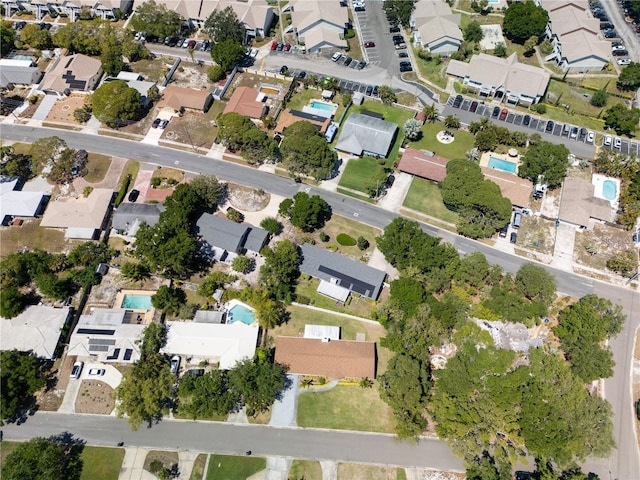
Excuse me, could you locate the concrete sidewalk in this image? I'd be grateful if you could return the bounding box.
[118,447,155,480]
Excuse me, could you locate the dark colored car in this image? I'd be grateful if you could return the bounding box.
[399,65,413,72]
[343,56,353,66]
[510,232,518,244]
[366,85,373,96]
[390,26,400,33]
[152,118,161,128]
[546,120,554,132]
[392,35,404,43]
[364,41,375,48]
[453,95,463,108]
[296,70,306,78]
[284,43,291,51]
[470,101,478,113]
[276,42,284,51]
[372,85,379,96]
[499,108,508,120]
[398,51,408,58]
[523,114,531,126]
[187,40,196,49]
[613,49,628,56]
[128,189,140,202]
[604,30,618,38]
[356,60,366,70]
[600,22,614,30]
[185,368,205,377]
[579,127,587,139]
[399,61,411,67]
[499,226,508,238]
[492,106,500,117]
[279,65,288,74]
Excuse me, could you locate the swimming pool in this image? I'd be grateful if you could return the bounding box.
[488,156,517,173]
[228,304,256,325]
[602,180,617,201]
[120,294,153,311]
[309,101,337,112]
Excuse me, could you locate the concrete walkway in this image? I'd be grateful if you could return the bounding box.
[377,171,413,212]
[57,376,82,414]
[269,374,300,427]
[177,450,201,479]
[264,457,292,480]
[118,447,156,480]
[320,460,338,480]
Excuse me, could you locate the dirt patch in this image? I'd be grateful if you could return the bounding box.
[144,450,179,475]
[75,380,115,414]
[169,62,211,90]
[18,94,42,119]
[227,184,271,212]
[45,94,86,124]
[36,355,76,411]
[130,58,172,83]
[516,215,556,256]
[574,223,635,271]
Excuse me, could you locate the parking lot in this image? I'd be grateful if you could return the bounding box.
[281,65,382,99]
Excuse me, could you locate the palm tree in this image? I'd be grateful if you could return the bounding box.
[423,103,439,122]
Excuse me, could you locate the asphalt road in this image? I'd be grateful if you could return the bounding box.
[601,0,640,63]
[1,124,638,479]
[0,412,464,470]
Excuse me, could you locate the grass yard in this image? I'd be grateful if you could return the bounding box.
[546,79,627,119]
[408,121,475,160]
[285,88,347,121]
[117,160,140,186]
[306,214,379,257]
[515,215,556,257]
[189,454,208,480]
[288,460,322,480]
[80,446,125,480]
[350,101,414,129]
[297,384,395,433]
[0,441,20,466]
[338,464,407,480]
[130,58,172,83]
[161,101,225,149]
[411,49,448,89]
[206,454,266,480]
[339,156,386,195]
[152,166,185,183]
[403,177,458,224]
[84,153,112,183]
[144,450,179,476]
[294,277,378,319]
[8,142,31,155]
[0,218,79,258]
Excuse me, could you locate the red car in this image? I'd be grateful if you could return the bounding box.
[499,108,508,120]
[284,43,291,51]
[270,41,278,50]
[364,41,375,48]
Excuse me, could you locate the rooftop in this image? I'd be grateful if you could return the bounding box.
[276,109,331,134]
[1,306,71,359]
[112,203,165,236]
[335,113,398,157]
[40,54,102,93]
[0,177,48,223]
[398,148,449,182]
[480,166,533,208]
[558,177,615,226]
[223,86,268,119]
[158,85,212,111]
[40,188,112,230]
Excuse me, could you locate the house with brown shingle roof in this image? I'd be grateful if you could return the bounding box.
[275,109,330,134]
[40,54,103,96]
[223,86,269,120]
[398,148,449,182]
[480,167,532,208]
[274,336,376,379]
[158,85,214,112]
[558,177,615,227]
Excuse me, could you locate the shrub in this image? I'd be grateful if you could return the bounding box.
[207,65,225,83]
[356,236,369,250]
[226,207,244,223]
[28,95,38,104]
[115,174,132,206]
[260,217,283,235]
[591,90,609,107]
[150,177,162,188]
[345,29,355,39]
[336,233,356,246]
[83,186,93,197]
[319,231,329,242]
[532,103,546,114]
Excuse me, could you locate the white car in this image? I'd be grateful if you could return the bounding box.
[604,134,612,147]
[88,368,105,376]
[170,355,181,374]
[331,52,342,62]
[70,361,84,379]
[586,131,595,143]
[614,137,622,149]
[249,48,258,58]
[618,58,631,66]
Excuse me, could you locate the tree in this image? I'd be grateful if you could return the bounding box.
[100,33,124,76]
[120,262,150,283]
[389,277,426,316]
[151,285,187,316]
[211,39,246,71]
[455,252,490,288]
[515,263,557,308]
[604,103,640,137]
[474,128,499,151]
[259,239,300,302]
[178,369,237,419]
[0,147,32,179]
[0,350,46,420]
[524,35,538,54]
[378,85,397,105]
[356,236,369,250]
[503,1,549,44]
[232,254,253,273]
[260,216,282,235]
[217,112,277,163]
[616,62,640,91]
[519,141,570,188]
[68,241,112,268]
[493,42,508,57]
[423,103,439,122]
[383,0,416,26]
[20,23,52,49]
[92,80,141,128]
[204,5,245,44]
[379,354,430,438]
[1,436,84,480]
[190,174,223,210]
[29,136,67,175]
[279,192,331,232]
[403,118,422,140]
[280,121,338,179]
[607,250,637,277]
[207,64,226,82]
[590,89,608,107]
[0,285,26,319]
[227,357,288,414]
[1,21,15,56]
[443,115,460,129]
[130,0,184,39]
[464,21,484,43]
[198,271,236,297]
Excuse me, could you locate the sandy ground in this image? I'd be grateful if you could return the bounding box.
[45,94,86,124]
[227,184,271,212]
[75,380,116,414]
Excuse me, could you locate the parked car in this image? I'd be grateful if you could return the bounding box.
[604,30,618,38]
[399,64,413,72]
[470,101,478,113]
[453,95,463,108]
[170,355,181,374]
[613,49,629,56]
[296,70,306,79]
[618,58,631,65]
[614,137,622,149]
[279,65,288,74]
[570,126,579,139]
[128,189,140,202]
[356,60,366,70]
[70,361,84,379]
[343,56,353,66]
[492,106,500,117]
[185,369,205,377]
[270,41,278,50]
[499,108,508,120]
[88,368,105,376]
[284,43,291,51]
[276,42,284,51]
[398,51,408,58]
[604,134,613,146]
[364,41,375,48]
[201,40,210,51]
[546,120,554,132]
[366,85,373,96]
[331,52,342,62]
[158,119,169,129]
[152,118,161,128]
[510,232,518,244]
[600,22,614,30]
[579,127,587,140]
[187,40,196,49]
[390,26,400,33]
[499,226,508,238]
[586,131,595,143]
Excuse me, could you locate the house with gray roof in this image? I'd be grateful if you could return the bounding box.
[112,203,165,238]
[196,214,269,263]
[335,113,398,158]
[299,243,386,300]
[411,0,462,57]
[0,58,43,88]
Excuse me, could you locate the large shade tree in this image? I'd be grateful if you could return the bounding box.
[1,436,84,480]
[518,141,569,188]
[503,1,549,44]
[204,6,245,44]
[92,80,141,128]
[130,0,184,39]
[0,350,47,420]
[280,121,337,180]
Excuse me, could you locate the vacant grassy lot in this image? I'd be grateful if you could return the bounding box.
[305,214,380,257]
[339,156,386,194]
[516,215,556,256]
[206,454,266,480]
[0,218,79,258]
[408,121,475,160]
[288,460,322,480]
[130,58,171,83]
[161,101,225,150]
[189,454,208,480]
[546,79,626,120]
[80,446,125,480]
[574,223,634,271]
[297,384,394,433]
[338,463,407,480]
[84,153,112,183]
[403,177,458,224]
[411,50,448,89]
[294,277,378,319]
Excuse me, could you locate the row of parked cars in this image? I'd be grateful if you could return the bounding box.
[330,52,367,70]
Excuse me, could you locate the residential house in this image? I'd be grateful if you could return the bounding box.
[111,202,165,237]
[160,319,259,370]
[158,85,213,112]
[0,176,49,225]
[299,243,386,301]
[196,213,269,262]
[101,71,157,107]
[223,86,268,120]
[0,58,43,88]
[446,53,550,105]
[480,167,532,209]
[1,305,72,359]
[411,0,462,57]
[397,148,449,182]
[67,308,145,363]
[275,108,331,134]
[537,0,610,72]
[558,177,615,227]
[283,0,350,52]
[335,113,398,158]
[40,188,113,239]
[39,54,103,96]
[274,336,376,379]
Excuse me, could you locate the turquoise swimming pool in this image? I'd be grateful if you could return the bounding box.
[602,180,617,200]
[488,156,517,173]
[309,101,337,112]
[121,294,153,311]
[228,304,256,325]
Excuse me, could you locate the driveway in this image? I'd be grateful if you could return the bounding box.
[377,171,412,211]
[269,374,299,427]
[551,223,576,272]
[32,95,58,121]
[57,373,83,414]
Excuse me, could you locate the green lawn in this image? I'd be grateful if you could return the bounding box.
[189,453,208,480]
[0,441,20,466]
[307,214,379,257]
[546,79,627,119]
[293,277,378,319]
[350,101,414,129]
[297,384,395,433]
[403,177,458,224]
[411,49,449,89]
[80,446,125,480]
[0,218,79,258]
[288,460,322,480]
[338,464,407,480]
[339,156,385,194]
[84,153,112,183]
[285,88,347,121]
[408,121,475,160]
[206,455,266,480]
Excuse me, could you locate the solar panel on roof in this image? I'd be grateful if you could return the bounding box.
[123,349,133,361]
[77,328,115,335]
[89,345,109,352]
[106,348,121,360]
[89,338,116,345]
[64,58,73,68]
[317,265,375,297]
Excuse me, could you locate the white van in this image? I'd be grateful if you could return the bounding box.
[512,212,522,229]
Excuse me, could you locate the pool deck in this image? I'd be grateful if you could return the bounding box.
[480,151,521,174]
[113,289,158,324]
[592,173,621,208]
[226,299,258,326]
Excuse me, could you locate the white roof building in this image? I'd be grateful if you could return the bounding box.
[0,177,48,225]
[1,306,72,359]
[284,0,350,52]
[40,188,112,239]
[304,324,341,340]
[411,0,462,57]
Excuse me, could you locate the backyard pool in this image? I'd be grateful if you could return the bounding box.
[602,180,617,201]
[120,294,153,311]
[488,156,517,174]
[309,101,337,112]
[228,303,256,326]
